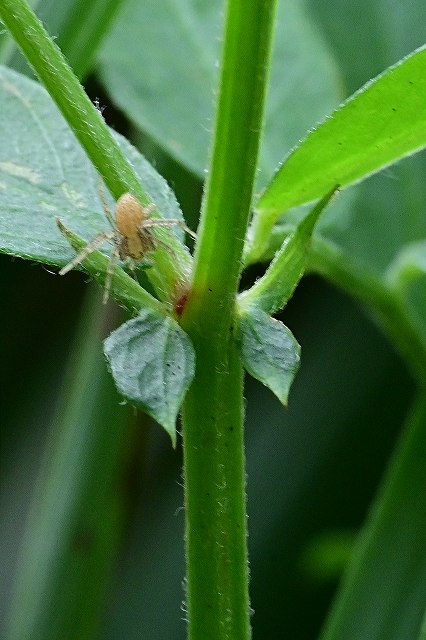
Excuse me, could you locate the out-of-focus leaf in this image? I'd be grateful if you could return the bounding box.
[104,308,195,444]
[237,306,300,406]
[300,530,355,584]
[308,0,426,95]
[307,0,426,280]
[418,609,426,640]
[3,0,124,79]
[0,65,185,267]
[6,290,131,640]
[320,392,426,640]
[98,0,340,183]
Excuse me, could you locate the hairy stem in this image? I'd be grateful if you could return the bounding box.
[181,0,277,637]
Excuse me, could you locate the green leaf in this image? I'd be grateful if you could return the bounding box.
[242,187,338,307]
[98,0,340,182]
[297,1,426,382]
[308,0,426,96]
[237,306,300,406]
[320,391,426,640]
[256,44,426,231]
[104,308,195,444]
[0,65,185,267]
[38,0,125,80]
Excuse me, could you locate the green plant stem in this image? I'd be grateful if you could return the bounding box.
[0,0,192,300]
[181,0,277,637]
[309,238,426,382]
[0,0,144,203]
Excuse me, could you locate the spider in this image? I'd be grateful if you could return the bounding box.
[58,192,196,303]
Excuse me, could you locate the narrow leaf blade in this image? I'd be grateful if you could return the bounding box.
[320,392,426,640]
[258,45,426,219]
[6,290,130,640]
[418,609,426,640]
[243,187,338,309]
[104,309,195,444]
[237,307,300,406]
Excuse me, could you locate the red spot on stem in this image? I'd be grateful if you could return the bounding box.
[175,289,190,317]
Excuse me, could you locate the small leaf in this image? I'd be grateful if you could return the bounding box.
[237,306,300,406]
[104,308,195,445]
[243,187,339,309]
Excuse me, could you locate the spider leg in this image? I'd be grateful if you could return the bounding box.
[103,245,119,304]
[128,258,141,282]
[128,258,135,277]
[143,203,156,216]
[59,231,115,276]
[98,181,116,228]
[143,218,197,239]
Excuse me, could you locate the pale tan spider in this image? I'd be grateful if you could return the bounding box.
[59,192,196,303]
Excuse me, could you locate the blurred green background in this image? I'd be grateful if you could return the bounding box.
[0,257,413,639]
[1,0,424,638]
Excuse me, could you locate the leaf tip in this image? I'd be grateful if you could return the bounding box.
[56,216,67,234]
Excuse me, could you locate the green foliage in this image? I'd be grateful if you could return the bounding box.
[256,45,426,227]
[251,44,426,263]
[104,309,195,445]
[309,0,426,285]
[98,0,340,183]
[237,306,300,406]
[242,189,338,309]
[420,612,426,640]
[1,0,426,639]
[7,290,131,640]
[387,241,426,347]
[0,66,186,268]
[237,193,337,407]
[320,392,426,640]
[3,0,124,79]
